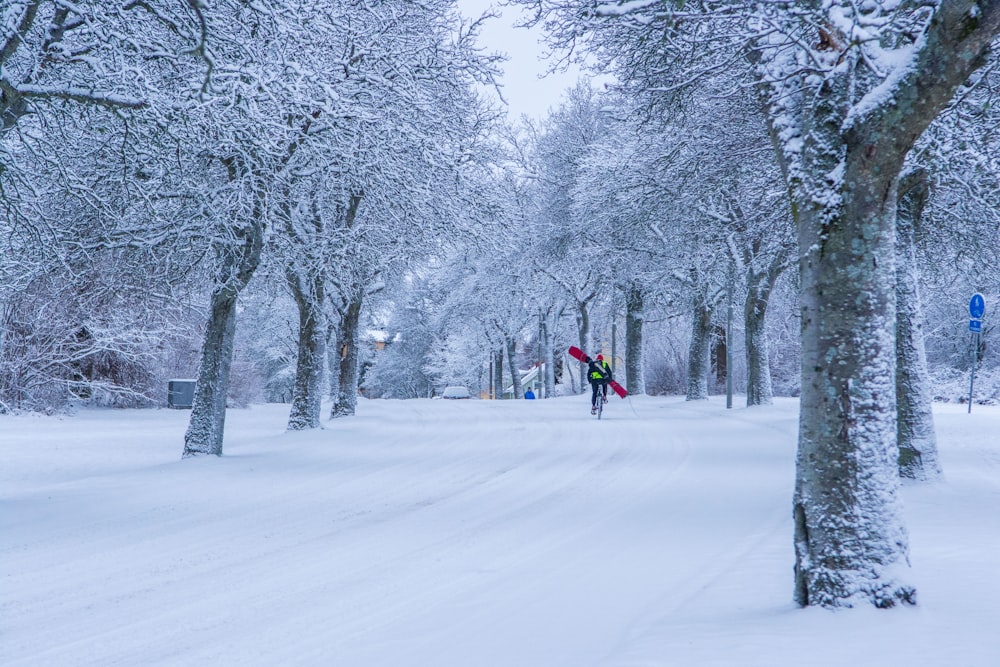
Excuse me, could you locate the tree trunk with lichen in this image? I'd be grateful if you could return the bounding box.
[792,155,913,609]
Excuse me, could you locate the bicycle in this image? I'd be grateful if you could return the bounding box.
[569,345,624,418]
[593,383,608,419]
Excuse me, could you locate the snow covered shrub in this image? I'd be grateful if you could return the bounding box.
[920,273,997,403]
[363,310,437,400]
[235,290,299,403]
[969,367,1000,405]
[643,319,688,396]
[0,279,164,412]
[69,345,157,408]
[420,329,490,399]
[764,280,802,398]
[929,365,1000,405]
[226,356,264,408]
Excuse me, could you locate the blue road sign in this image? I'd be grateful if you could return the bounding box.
[970,319,982,333]
[970,293,985,319]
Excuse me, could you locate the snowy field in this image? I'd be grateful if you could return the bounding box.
[2,395,998,666]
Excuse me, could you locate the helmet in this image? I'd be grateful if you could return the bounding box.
[596,354,604,361]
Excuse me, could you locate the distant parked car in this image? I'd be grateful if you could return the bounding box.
[442,386,471,399]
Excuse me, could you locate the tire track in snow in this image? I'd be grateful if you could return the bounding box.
[6,399,621,665]
[597,398,798,666]
[3,399,506,665]
[5,397,747,667]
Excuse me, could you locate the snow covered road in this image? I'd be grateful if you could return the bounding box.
[2,396,996,665]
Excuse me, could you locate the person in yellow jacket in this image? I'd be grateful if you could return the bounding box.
[587,354,612,414]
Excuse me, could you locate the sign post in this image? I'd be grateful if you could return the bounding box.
[968,294,985,413]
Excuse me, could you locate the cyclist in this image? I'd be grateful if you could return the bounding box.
[587,354,613,414]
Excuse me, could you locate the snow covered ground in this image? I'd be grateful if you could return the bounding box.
[2,395,997,666]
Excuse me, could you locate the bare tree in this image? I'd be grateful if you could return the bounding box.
[513,0,1000,607]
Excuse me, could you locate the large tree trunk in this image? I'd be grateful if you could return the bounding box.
[788,58,914,608]
[793,173,912,609]
[286,272,326,430]
[183,289,239,457]
[769,1,1000,608]
[895,170,941,481]
[686,292,712,401]
[184,208,265,457]
[183,112,319,455]
[506,336,523,399]
[625,281,645,395]
[330,293,363,418]
[744,259,782,406]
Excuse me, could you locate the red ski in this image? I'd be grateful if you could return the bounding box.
[568,346,628,398]
[608,379,628,399]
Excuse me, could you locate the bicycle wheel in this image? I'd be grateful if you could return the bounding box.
[597,394,603,419]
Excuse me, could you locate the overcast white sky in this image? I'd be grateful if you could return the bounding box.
[456,1,589,121]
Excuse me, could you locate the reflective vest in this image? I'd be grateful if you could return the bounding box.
[590,360,610,381]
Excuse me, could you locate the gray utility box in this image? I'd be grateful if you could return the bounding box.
[167,379,197,409]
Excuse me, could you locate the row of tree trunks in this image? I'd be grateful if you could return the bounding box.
[183,110,322,455]
[686,239,937,487]
[687,221,939,480]
[672,166,941,604]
